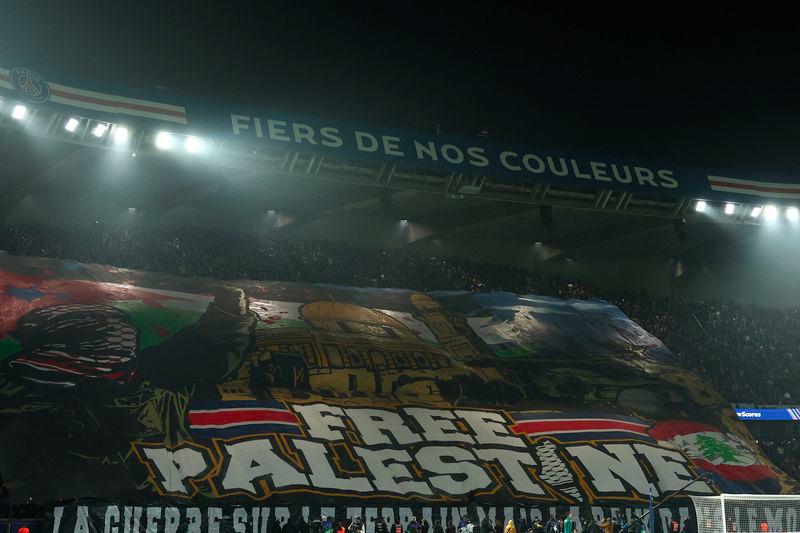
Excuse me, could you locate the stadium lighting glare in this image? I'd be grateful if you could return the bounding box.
[64,117,80,133]
[750,206,763,218]
[91,123,108,138]
[113,126,130,145]
[184,136,203,154]
[764,205,779,221]
[724,203,736,215]
[11,104,27,120]
[788,207,800,222]
[695,200,707,213]
[155,131,174,150]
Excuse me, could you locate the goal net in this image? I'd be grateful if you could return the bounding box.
[692,495,800,533]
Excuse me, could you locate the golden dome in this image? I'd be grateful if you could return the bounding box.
[410,293,442,310]
[300,302,408,330]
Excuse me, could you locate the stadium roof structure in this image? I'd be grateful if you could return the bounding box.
[0,62,796,298]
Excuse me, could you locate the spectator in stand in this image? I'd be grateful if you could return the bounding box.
[349,517,365,533]
[562,515,572,533]
[376,519,389,533]
[1,224,800,480]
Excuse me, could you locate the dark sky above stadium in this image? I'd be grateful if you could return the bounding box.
[1,4,798,175]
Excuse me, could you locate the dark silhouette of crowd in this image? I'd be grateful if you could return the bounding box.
[0,225,538,293]
[758,434,800,483]
[0,223,799,481]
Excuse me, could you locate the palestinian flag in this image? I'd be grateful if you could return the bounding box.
[649,420,780,493]
[1,268,212,386]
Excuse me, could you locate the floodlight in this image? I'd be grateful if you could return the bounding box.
[185,136,203,154]
[64,117,80,132]
[113,126,130,145]
[764,205,779,221]
[91,123,108,138]
[155,131,174,150]
[12,104,27,120]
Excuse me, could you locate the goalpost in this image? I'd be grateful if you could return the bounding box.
[691,495,800,533]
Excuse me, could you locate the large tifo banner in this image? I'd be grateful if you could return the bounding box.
[0,254,796,516]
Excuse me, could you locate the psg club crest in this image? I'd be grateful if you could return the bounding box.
[10,67,50,103]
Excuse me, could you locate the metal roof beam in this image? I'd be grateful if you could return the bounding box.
[407,204,540,244]
[274,190,418,233]
[541,218,673,262]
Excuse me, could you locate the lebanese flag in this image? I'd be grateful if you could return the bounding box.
[649,420,778,486]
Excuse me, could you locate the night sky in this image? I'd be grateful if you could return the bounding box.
[2,4,799,175]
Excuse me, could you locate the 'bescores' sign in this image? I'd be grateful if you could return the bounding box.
[132,403,715,503]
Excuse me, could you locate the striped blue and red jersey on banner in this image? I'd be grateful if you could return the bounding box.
[187,400,302,438]
[509,412,653,442]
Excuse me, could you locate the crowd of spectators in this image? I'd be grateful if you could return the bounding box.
[0,224,799,480]
[758,433,800,482]
[0,225,538,293]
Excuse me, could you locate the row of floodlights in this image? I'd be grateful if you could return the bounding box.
[63,116,128,143]
[695,200,800,222]
[3,101,204,155]
[154,131,205,154]
[4,101,131,145]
